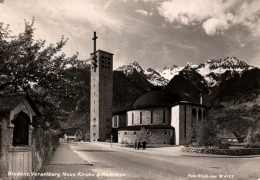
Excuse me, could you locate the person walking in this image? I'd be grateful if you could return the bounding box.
[137,140,141,150]
[143,140,146,150]
[134,140,137,150]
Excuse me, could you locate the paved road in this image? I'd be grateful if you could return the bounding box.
[69,142,260,180]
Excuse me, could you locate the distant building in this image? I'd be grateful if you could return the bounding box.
[63,128,83,141]
[218,131,239,143]
[112,86,210,145]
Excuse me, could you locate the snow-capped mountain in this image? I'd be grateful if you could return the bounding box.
[195,57,254,86]
[160,65,184,82]
[115,57,256,87]
[116,61,145,76]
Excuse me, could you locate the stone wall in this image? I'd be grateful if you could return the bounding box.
[126,107,171,126]
[182,147,260,155]
[0,115,10,178]
[32,127,59,172]
[118,129,174,145]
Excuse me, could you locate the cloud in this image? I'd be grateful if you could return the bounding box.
[135,9,149,16]
[202,17,229,35]
[135,9,154,16]
[157,0,260,36]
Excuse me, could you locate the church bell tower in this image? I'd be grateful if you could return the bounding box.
[90,32,113,141]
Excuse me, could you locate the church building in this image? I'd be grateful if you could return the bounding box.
[112,86,210,145]
[89,32,210,145]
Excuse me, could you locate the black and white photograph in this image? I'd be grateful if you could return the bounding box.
[0,0,260,179]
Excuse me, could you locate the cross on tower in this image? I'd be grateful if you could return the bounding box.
[92,31,98,71]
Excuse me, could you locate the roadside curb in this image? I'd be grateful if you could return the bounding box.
[69,144,94,166]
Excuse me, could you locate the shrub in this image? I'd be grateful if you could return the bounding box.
[218,142,231,149]
[244,142,260,148]
[190,142,199,147]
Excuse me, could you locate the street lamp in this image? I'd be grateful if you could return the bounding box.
[111,135,113,147]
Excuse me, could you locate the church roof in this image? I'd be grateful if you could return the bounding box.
[130,86,181,109]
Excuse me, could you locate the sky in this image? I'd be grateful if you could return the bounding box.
[0,0,260,70]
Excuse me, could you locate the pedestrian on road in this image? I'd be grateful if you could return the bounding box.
[143,140,146,150]
[137,140,141,150]
[134,140,137,150]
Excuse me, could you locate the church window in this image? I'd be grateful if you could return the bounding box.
[132,113,134,125]
[124,132,127,136]
[133,132,136,135]
[164,132,168,135]
[140,112,142,124]
[147,132,152,136]
[192,109,197,119]
[198,110,202,120]
[163,110,166,124]
[184,106,186,139]
[203,110,206,119]
[151,111,153,124]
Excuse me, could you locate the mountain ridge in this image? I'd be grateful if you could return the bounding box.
[116,57,257,87]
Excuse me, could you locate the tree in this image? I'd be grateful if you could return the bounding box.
[196,119,219,146]
[0,19,86,129]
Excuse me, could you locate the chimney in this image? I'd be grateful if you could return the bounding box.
[200,94,203,105]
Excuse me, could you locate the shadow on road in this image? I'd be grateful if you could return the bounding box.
[77,150,114,153]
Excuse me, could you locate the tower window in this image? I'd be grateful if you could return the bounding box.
[163,110,166,124]
[140,112,142,124]
[184,106,187,139]
[132,113,134,125]
[151,111,153,124]
[93,133,96,136]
